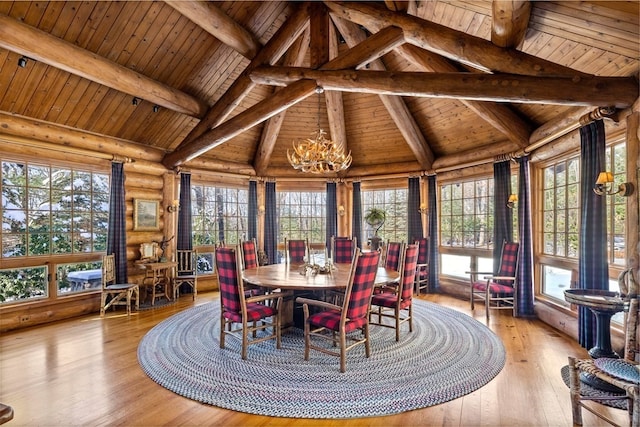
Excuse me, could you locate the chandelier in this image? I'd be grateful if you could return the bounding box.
[287,88,352,174]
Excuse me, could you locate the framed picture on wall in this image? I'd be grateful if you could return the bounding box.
[134,199,159,231]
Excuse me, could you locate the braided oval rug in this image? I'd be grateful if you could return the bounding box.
[138,300,505,419]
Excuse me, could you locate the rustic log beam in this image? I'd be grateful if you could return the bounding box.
[325,22,348,173]
[331,17,434,168]
[164,1,261,59]
[399,44,531,148]
[491,1,531,48]
[432,141,516,171]
[184,157,257,176]
[324,1,587,76]
[310,2,330,68]
[178,2,311,146]
[0,111,165,163]
[163,80,319,168]
[254,31,310,176]
[345,161,423,178]
[0,15,207,118]
[251,67,637,108]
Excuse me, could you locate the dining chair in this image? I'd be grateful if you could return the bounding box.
[240,238,266,298]
[384,241,404,271]
[568,296,639,427]
[285,238,308,264]
[466,241,519,319]
[296,248,380,373]
[370,243,419,341]
[174,249,197,300]
[216,246,285,360]
[332,235,357,264]
[414,237,429,295]
[100,254,139,316]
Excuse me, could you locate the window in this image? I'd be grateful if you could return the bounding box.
[440,178,493,249]
[191,185,248,246]
[1,161,109,257]
[539,141,627,302]
[362,188,407,244]
[277,191,326,243]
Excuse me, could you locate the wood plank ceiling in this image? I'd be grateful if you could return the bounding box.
[0,1,637,178]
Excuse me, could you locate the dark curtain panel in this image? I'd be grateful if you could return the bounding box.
[578,119,608,349]
[407,177,423,243]
[106,162,128,283]
[516,156,535,317]
[352,182,363,249]
[326,182,337,256]
[493,160,514,270]
[427,175,439,290]
[177,172,193,251]
[248,180,258,241]
[264,181,278,264]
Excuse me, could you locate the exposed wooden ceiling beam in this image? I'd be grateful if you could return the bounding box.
[331,17,434,169]
[164,0,261,59]
[178,2,311,148]
[254,30,310,176]
[0,15,208,118]
[325,21,348,176]
[163,79,318,168]
[399,44,531,148]
[250,67,638,108]
[324,1,588,76]
[491,1,532,48]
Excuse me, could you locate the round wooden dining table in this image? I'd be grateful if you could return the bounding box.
[242,263,400,328]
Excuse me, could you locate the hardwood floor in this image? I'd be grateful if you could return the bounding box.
[0,292,627,426]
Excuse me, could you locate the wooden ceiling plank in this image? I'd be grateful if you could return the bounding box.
[399,43,531,148]
[178,1,311,146]
[165,0,261,60]
[491,0,531,48]
[0,14,208,118]
[163,79,319,168]
[324,1,589,76]
[251,67,637,108]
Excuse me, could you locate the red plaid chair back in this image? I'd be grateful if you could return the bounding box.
[287,239,307,263]
[384,242,404,271]
[216,247,243,313]
[241,239,258,269]
[333,237,355,264]
[497,242,519,286]
[400,244,419,301]
[415,238,429,265]
[345,250,381,320]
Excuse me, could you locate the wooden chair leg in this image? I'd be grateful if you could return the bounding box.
[568,357,583,426]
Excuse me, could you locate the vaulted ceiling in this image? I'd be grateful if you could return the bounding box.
[0,1,637,178]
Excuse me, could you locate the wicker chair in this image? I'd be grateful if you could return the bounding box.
[100,254,139,316]
[216,246,285,360]
[296,249,380,372]
[466,241,519,319]
[370,243,419,341]
[568,296,639,427]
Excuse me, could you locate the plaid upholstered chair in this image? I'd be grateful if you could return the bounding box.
[466,241,519,319]
[296,249,380,373]
[285,238,308,264]
[239,238,264,297]
[383,241,404,271]
[332,236,357,264]
[414,238,429,295]
[370,244,419,341]
[216,246,284,360]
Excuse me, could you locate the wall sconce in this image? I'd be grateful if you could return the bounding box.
[593,172,634,197]
[418,203,427,214]
[167,199,180,213]
[18,56,28,68]
[338,205,346,216]
[257,205,265,216]
[506,194,518,209]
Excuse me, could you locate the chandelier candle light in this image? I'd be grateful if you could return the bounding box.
[288,87,352,174]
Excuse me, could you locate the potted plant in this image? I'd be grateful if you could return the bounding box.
[364,207,386,251]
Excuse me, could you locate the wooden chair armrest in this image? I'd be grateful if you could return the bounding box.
[465,271,494,275]
[296,296,341,311]
[247,292,287,304]
[484,275,516,282]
